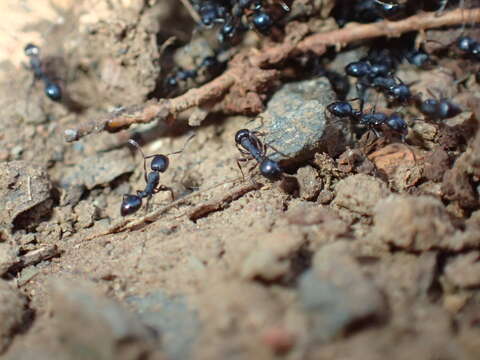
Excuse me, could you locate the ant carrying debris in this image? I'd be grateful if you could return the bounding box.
[327,100,408,137]
[24,43,62,102]
[235,128,283,181]
[121,135,195,216]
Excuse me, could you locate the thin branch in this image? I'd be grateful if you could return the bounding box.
[83,176,243,240]
[179,0,202,25]
[64,8,480,142]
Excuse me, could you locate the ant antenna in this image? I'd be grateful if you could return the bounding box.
[278,0,290,12]
[166,133,196,156]
[128,139,150,181]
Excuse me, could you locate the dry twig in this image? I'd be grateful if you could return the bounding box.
[83,176,244,240]
[64,8,480,142]
[187,182,261,221]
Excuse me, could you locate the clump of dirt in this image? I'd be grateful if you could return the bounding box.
[0,1,480,359]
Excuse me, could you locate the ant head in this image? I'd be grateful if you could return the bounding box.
[327,101,353,117]
[24,43,39,57]
[391,84,411,101]
[345,61,371,78]
[470,43,480,59]
[235,129,251,144]
[151,155,169,173]
[373,0,402,17]
[387,113,408,133]
[219,20,238,43]
[44,82,62,102]
[259,159,283,181]
[121,194,142,216]
[408,51,430,68]
[457,36,475,52]
[252,11,273,34]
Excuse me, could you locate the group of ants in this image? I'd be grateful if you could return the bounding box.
[22,0,479,217]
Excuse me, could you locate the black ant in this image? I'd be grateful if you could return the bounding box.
[24,43,62,102]
[456,35,480,60]
[235,128,283,181]
[404,47,434,68]
[345,52,408,107]
[371,75,412,103]
[196,0,229,27]
[416,94,462,120]
[166,55,221,89]
[327,100,408,137]
[121,135,195,216]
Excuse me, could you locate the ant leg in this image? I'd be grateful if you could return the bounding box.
[356,81,367,112]
[265,142,289,158]
[236,143,251,157]
[236,157,249,181]
[156,184,175,201]
[25,75,37,115]
[248,114,265,132]
[435,0,448,16]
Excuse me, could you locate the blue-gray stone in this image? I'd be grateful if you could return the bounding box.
[127,290,199,360]
[249,78,353,166]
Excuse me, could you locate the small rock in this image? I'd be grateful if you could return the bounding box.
[317,189,334,204]
[298,242,386,341]
[0,280,27,354]
[444,252,480,288]
[240,228,306,281]
[0,242,17,276]
[74,200,100,229]
[250,78,351,165]
[372,195,456,251]
[61,148,135,190]
[0,161,52,232]
[49,279,159,360]
[127,290,199,360]
[296,165,322,200]
[424,148,450,182]
[368,144,423,190]
[261,327,296,355]
[332,174,390,216]
[442,166,478,209]
[11,99,47,125]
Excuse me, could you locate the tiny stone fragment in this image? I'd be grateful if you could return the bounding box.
[61,148,135,190]
[298,242,386,341]
[0,242,18,276]
[296,165,322,200]
[373,195,456,251]
[0,161,52,232]
[0,279,27,354]
[333,174,390,216]
[444,252,480,288]
[49,278,159,360]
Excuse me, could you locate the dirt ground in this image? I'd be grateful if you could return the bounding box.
[1,0,480,359]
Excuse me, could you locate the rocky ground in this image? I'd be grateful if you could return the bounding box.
[0,0,480,359]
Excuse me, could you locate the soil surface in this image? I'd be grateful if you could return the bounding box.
[1,1,480,359]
